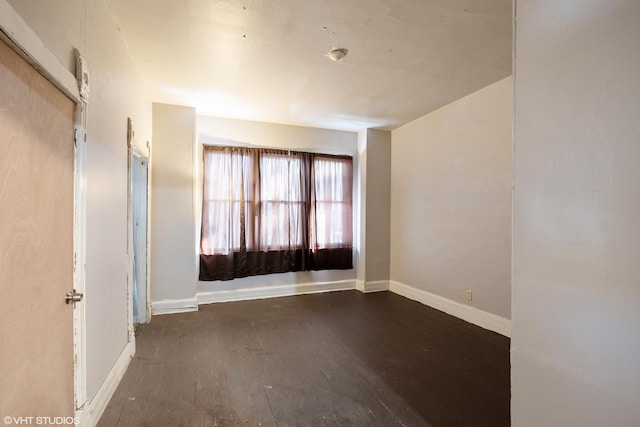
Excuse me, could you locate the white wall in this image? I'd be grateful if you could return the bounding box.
[390,76,512,320]
[512,1,640,425]
[150,114,358,305]
[356,129,391,288]
[151,104,197,303]
[364,130,391,283]
[356,130,367,284]
[7,0,151,400]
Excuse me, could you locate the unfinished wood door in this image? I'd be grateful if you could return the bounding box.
[0,39,75,419]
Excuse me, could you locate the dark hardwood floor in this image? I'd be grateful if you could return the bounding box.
[98,291,510,426]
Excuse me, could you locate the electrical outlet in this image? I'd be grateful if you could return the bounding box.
[466,290,473,301]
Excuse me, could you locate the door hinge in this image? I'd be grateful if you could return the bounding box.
[65,289,84,304]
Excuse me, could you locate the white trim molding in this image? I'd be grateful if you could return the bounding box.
[389,280,511,337]
[152,281,357,315]
[0,0,79,102]
[359,280,389,293]
[151,298,198,315]
[198,280,357,305]
[77,341,135,427]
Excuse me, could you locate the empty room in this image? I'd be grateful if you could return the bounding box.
[1,1,639,426]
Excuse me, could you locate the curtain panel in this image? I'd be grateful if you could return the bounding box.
[200,145,353,281]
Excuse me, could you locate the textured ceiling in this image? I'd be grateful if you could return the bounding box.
[107,0,512,131]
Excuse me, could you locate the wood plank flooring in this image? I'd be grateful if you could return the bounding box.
[98,291,510,426]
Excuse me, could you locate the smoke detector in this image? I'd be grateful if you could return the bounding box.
[326,48,349,62]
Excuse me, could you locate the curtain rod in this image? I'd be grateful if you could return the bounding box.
[198,134,353,158]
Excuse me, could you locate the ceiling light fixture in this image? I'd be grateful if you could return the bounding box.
[326,47,349,62]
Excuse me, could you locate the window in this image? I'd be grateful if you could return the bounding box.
[200,146,353,281]
[312,156,352,249]
[258,151,305,250]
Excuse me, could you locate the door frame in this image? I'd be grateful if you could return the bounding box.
[127,118,152,328]
[0,0,87,415]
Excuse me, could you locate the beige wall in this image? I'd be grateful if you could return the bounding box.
[512,1,640,425]
[390,76,512,319]
[7,0,152,398]
[151,104,197,302]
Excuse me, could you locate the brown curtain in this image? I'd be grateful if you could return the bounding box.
[200,146,353,281]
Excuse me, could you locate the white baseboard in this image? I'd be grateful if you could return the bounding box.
[78,340,135,427]
[362,280,389,293]
[389,280,511,337]
[197,280,357,305]
[151,298,198,315]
